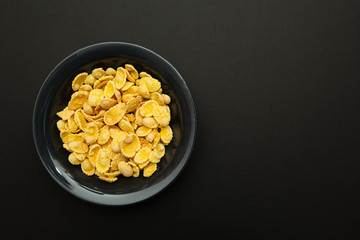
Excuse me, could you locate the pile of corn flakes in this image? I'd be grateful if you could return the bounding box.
[56,64,173,182]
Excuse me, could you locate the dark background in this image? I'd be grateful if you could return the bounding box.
[1,0,360,239]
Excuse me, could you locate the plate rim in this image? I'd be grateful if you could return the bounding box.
[32,42,197,205]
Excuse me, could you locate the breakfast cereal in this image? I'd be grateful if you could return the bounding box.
[56,64,173,182]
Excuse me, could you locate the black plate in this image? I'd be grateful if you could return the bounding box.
[33,42,197,205]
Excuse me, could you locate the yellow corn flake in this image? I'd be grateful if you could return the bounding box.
[120,133,141,158]
[132,123,138,132]
[160,126,173,145]
[73,152,86,161]
[74,109,87,131]
[114,89,122,103]
[122,93,138,103]
[65,115,79,133]
[162,94,171,104]
[114,67,126,90]
[79,84,92,92]
[132,166,140,177]
[96,148,110,173]
[68,91,89,110]
[88,143,101,155]
[110,131,126,153]
[97,125,110,145]
[72,72,88,91]
[105,170,121,178]
[99,98,117,110]
[142,77,161,93]
[60,130,72,143]
[74,132,85,142]
[138,80,150,99]
[105,67,116,76]
[110,157,119,171]
[135,126,152,137]
[82,101,94,115]
[134,104,144,125]
[94,104,105,114]
[88,89,104,107]
[124,86,139,95]
[103,80,115,98]
[81,110,105,123]
[134,147,151,164]
[81,159,95,176]
[57,107,74,120]
[92,67,105,79]
[61,132,83,143]
[139,71,152,78]
[98,175,118,183]
[94,75,113,89]
[85,74,96,86]
[125,64,139,80]
[84,122,99,145]
[92,120,105,129]
[106,145,118,161]
[139,100,158,117]
[153,105,171,127]
[126,113,135,122]
[139,137,153,149]
[143,117,158,129]
[57,120,66,131]
[126,95,143,113]
[150,92,165,105]
[143,163,157,177]
[68,152,82,165]
[110,153,127,171]
[63,143,71,152]
[119,119,134,133]
[149,151,160,163]
[68,141,88,153]
[88,143,101,167]
[108,125,121,139]
[164,105,171,114]
[146,129,157,142]
[152,130,161,147]
[103,102,126,126]
[113,152,127,164]
[121,81,134,91]
[118,161,133,177]
[138,160,150,170]
[154,143,165,158]
[124,68,135,82]
[102,135,112,149]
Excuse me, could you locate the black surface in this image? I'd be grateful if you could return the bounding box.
[1,0,360,239]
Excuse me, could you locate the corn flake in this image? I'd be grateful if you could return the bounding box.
[143,163,157,177]
[160,126,173,145]
[88,89,104,107]
[142,77,161,93]
[118,161,133,177]
[72,72,88,91]
[81,159,95,176]
[68,91,89,110]
[120,133,141,158]
[92,68,105,79]
[103,102,126,125]
[114,67,126,90]
[96,149,110,173]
